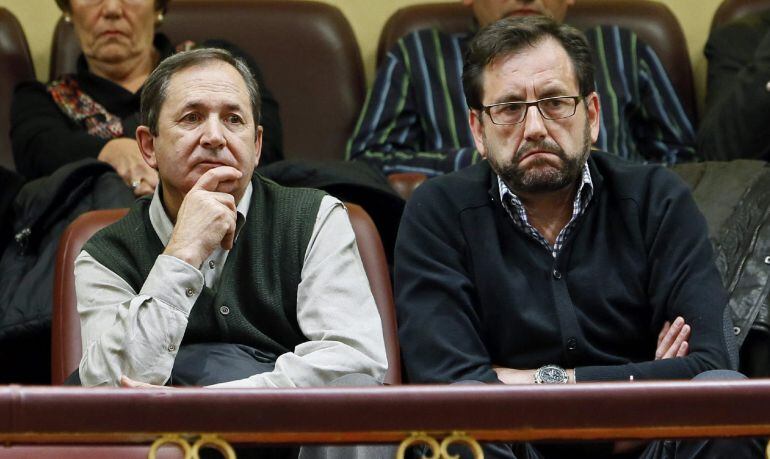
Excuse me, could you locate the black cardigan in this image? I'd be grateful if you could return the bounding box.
[394,152,733,384]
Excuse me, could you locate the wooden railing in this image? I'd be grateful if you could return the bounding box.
[1,380,769,458]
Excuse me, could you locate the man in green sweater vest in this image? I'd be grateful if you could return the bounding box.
[75,48,387,393]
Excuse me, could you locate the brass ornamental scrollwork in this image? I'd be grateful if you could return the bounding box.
[440,432,484,459]
[397,431,484,459]
[191,434,237,458]
[397,432,441,459]
[148,433,236,459]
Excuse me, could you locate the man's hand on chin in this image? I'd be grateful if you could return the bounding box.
[120,375,171,389]
[164,166,242,268]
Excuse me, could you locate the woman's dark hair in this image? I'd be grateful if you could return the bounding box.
[55,0,170,13]
[462,15,595,110]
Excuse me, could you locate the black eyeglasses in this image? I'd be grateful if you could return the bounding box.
[481,95,585,125]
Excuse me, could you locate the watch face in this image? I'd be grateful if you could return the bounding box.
[538,365,567,384]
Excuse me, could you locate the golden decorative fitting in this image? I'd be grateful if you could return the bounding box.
[397,432,441,459]
[397,431,484,459]
[148,434,191,459]
[440,432,484,459]
[148,433,235,459]
[191,434,237,459]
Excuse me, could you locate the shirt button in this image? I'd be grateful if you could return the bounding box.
[185,288,195,297]
[220,305,230,316]
[765,81,770,92]
[733,326,741,336]
[168,344,176,352]
[567,337,578,351]
[553,269,562,280]
[209,260,216,269]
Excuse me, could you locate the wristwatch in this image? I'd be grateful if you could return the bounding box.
[534,364,569,384]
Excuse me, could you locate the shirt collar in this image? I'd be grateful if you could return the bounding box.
[149,181,252,247]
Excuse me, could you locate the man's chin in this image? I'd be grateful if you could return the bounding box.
[501,161,569,194]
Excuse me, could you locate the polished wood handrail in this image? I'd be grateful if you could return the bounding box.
[1,380,769,445]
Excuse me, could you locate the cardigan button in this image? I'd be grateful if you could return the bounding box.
[567,337,577,351]
[220,305,231,316]
[552,269,562,280]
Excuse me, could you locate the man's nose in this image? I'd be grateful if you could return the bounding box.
[200,117,226,149]
[522,105,547,141]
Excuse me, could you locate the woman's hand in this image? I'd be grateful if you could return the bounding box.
[98,138,159,196]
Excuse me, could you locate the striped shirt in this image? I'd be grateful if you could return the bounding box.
[347,26,696,176]
[498,163,594,259]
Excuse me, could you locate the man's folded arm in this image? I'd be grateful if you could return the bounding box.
[575,170,734,382]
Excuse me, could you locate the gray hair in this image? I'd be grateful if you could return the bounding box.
[140,47,262,136]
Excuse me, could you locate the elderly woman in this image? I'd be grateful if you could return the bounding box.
[11,0,282,194]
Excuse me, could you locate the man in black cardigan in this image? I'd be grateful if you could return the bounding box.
[395,16,760,459]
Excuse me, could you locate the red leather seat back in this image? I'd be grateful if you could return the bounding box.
[52,209,128,385]
[376,0,696,123]
[0,7,34,172]
[346,203,401,384]
[49,0,365,163]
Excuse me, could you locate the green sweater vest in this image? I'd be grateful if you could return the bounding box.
[84,174,325,360]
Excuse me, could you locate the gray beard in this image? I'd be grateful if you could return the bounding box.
[487,121,592,194]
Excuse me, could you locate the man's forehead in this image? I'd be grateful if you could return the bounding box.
[483,38,577,95]
[164,61,250,106]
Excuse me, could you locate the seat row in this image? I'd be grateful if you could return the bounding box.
[0,0,767,173]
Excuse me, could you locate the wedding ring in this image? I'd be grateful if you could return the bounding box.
[131,179,141,190]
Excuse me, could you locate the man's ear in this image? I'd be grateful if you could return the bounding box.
[585,92,601,143]
[469,109,487,158]
[253,125,263,167]
[135,126,158,170]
